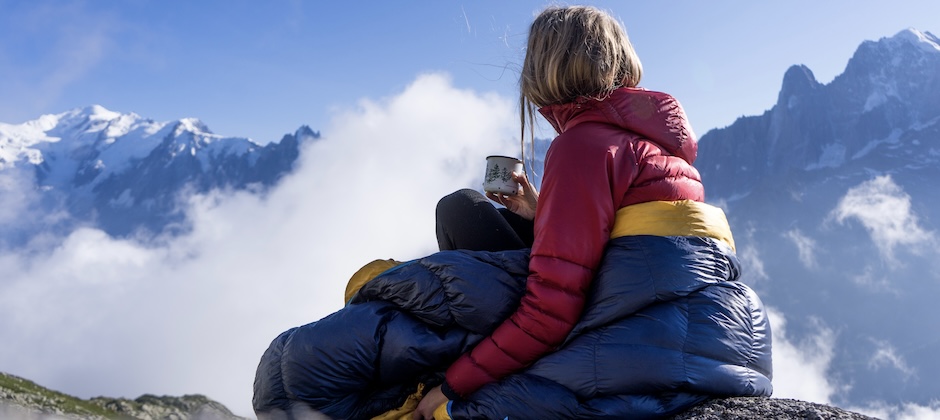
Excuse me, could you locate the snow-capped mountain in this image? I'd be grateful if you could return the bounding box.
[697,28,940,409]
[0,105,318,243]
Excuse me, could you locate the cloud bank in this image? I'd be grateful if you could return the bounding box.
[0,73,516,417]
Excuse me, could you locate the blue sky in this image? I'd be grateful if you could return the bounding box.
[2,0,939,142]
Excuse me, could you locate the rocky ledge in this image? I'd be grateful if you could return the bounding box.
[673,397,878,420]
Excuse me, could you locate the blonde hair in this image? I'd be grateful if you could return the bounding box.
[519,6,642,171]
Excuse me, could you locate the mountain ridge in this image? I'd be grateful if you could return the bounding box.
[698,28,940,200]
[0,105,318,242]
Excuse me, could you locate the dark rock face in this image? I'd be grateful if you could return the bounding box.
[673,398,878,420]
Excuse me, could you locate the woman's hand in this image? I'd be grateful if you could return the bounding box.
[413,385,448,420]
[487,171,539,220]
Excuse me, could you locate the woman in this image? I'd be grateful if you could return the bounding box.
[416,5,771,419]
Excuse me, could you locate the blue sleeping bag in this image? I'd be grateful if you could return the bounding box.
[253,235,772,419]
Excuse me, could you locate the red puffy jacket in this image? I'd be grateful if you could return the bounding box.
[443,87,705,398]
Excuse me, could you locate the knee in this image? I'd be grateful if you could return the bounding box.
[436,188,485,217]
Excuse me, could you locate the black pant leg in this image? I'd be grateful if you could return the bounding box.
[497,208,534,248]
[435,189,532,252]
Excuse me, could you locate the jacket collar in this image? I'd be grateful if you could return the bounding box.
[538,87,698,164]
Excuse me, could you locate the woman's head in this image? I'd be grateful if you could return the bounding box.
[518,6,642,173]
[520,5,642,108]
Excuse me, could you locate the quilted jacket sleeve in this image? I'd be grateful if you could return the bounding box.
[442,124,638,397]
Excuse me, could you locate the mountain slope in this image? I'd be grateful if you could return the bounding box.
[696,28,940,408]
[0,371,245,419]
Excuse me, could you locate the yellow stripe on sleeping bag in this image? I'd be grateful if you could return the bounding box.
[610,200,736,251]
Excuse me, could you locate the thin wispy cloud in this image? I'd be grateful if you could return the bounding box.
[867,339,916,381]
[850,264,900,295]
[736,226,770,285]
[830,175,935,264]
[460,5,473,34]
[783,228,818,270]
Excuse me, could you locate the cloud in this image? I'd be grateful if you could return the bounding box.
[850,264,899,295]
[766,307,842,404]
[867,339,916,381]
[0,166,40,227]
[783,228,817,269]
[850,400,940,420]
[0,165,72,248]
[766,308,937,419]
[736,226,769,285]
[848,337,939,419]
[830,175,935,264]
[738,246,768,285]
[0,73,517,417]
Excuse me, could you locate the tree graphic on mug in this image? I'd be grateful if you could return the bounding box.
[486,163,511,184]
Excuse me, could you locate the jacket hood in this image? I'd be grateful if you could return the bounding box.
[538,88,698,164]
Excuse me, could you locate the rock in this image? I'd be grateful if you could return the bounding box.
[672,397,878,420]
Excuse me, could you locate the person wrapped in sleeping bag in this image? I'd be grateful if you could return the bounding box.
[252,209,772,419]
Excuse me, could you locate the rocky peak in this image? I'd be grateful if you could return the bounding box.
[776,64,821,110]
